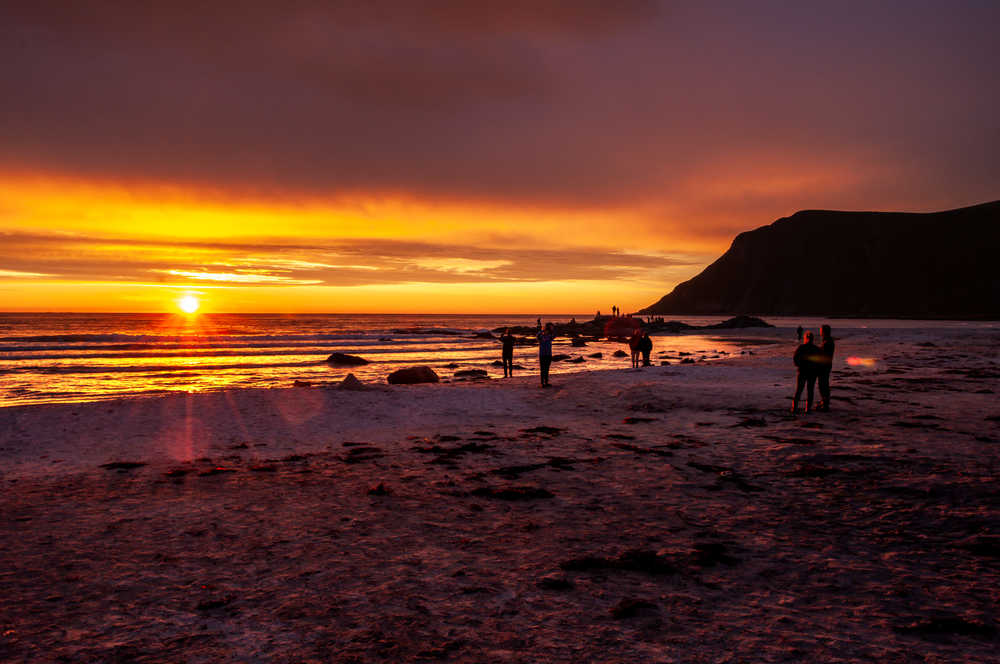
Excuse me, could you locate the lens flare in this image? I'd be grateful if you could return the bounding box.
[178,295,200,314]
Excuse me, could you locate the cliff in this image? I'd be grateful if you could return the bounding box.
[639,200,1000,319]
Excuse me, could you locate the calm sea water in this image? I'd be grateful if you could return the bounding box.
[0,313,992,406]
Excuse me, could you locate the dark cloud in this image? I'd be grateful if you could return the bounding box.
[0,0,997,215]
[0,230,706,287]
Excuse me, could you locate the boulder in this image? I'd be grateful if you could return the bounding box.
[588,352,603,359]
[704,315,774,329]
[568,357,586,363]
[612,350,628,358]
[387,366,440,385]
[338,373,366,390]
[326,352,369,366]
[551,354,571,362]
[570,338,587,347]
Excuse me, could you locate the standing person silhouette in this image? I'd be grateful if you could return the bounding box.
[796,325,804,342]
[537,321,555,387]
[816,324,835,411]
[792,330,821,413]
[499,328,516,378]
[628,329,642,368]
[639,330,653,367]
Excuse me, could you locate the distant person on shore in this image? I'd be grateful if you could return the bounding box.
[816,324,835,411]
[628,329,642,368]
[639,330,653,367]
[792,330,821,413]
[537,321,555,387]
[796,325,803,342]
[499,328,516,378]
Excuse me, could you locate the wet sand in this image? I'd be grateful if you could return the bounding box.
[1,328,998,662]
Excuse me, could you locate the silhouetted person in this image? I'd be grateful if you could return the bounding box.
[639,330,653,366]
[537,321,555,387]
[792,330,821,413]
[628,329,642,368]
[499,328,515,378]
[796,325,803,342]
[816,324,835,411]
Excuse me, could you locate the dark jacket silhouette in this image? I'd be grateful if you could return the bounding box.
[792,335,821,412]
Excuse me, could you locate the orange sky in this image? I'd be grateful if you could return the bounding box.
[1,2,996,313]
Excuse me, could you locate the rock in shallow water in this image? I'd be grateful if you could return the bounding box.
[387,366,440,384]
[326,352,369,366]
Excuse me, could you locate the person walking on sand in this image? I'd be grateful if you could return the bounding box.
[816,324,835,411]
[792,330,821,413]
[499,328,516,378]
[628,329,642,368]
[796,325,804,342]
[537,321,555,387]
[639,330,653,367]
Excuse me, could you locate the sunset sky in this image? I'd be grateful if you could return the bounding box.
[1,1,997,313]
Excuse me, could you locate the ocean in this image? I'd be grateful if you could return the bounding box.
[0,313,992,406]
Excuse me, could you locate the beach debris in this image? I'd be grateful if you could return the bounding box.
[623,416,658,424]
[894,615,997,639]
[569,356,586,363]
[325,352,369,366]
[387,366,439,384]
[537,573,574,591]
[367,482,391,496]
[469,485,554,500]
[454,369,488,378]
[293,380,312,387]
[550,354,571,362]
[341,445,384,464]
[198,466,237,476]
[195,596,233,611]
[561,549,677,575]
[99,461,146,470]
[612,350,628,357]
[680,358,695,364]
[610,442,672,457]
[338,373,367,390]
[521,426,563,436]
[953,534,1000,558]
[610,598,658,619]
[490,457,576,479]
[588,352,603,359]
[660,360,671,365]
[691,541,739,567]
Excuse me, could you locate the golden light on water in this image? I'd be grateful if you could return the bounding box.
[178,295,200,314]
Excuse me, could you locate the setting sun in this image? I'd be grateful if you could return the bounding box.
[177,295,200,314]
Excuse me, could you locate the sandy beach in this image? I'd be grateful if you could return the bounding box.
[1,326,998,662]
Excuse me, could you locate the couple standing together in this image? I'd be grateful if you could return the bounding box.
[792,324,835,413]
[498,321,556,387]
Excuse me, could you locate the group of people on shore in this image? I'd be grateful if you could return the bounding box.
[792,324,835,413]
[503,319,838,406]
[499,318,654,387]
